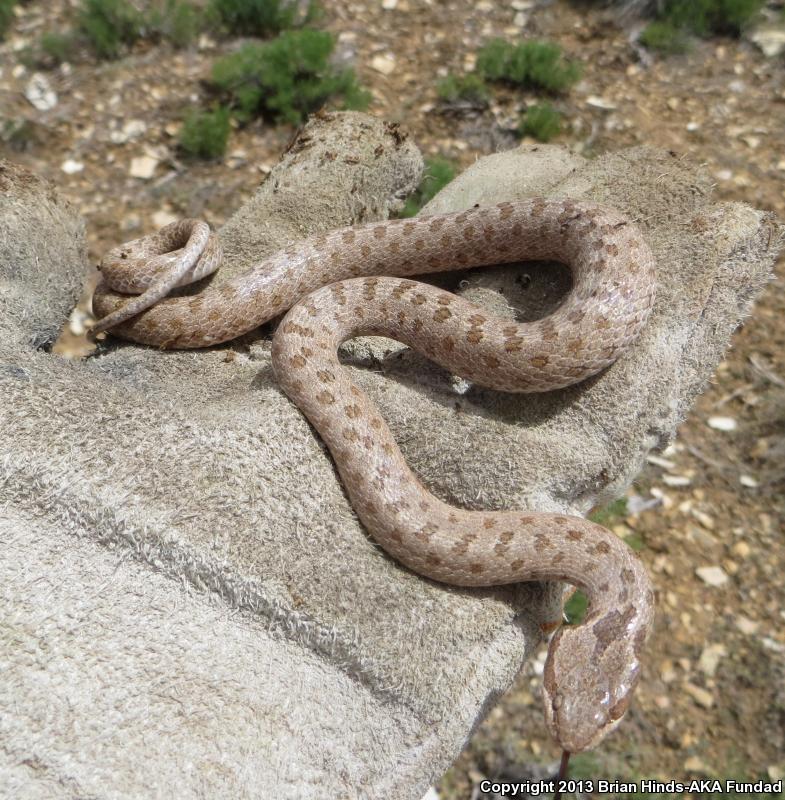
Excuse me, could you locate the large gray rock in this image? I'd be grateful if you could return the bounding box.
[0,112,781,799]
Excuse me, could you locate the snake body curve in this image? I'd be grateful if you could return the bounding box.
[93,198,657,753]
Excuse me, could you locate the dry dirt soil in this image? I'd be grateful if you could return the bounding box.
[1,1,783,797]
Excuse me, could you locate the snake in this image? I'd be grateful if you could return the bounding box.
[92,198,658,755]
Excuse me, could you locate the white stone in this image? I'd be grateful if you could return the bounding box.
[25,73,57,111]
[698,643,726,676]
[60,159,84,175]
[111,119,148,144]
[151,210,179,229]
[748,26,785,58]
[683,682,714,709]
[586,95,617,110]
[370,55,396,76]
[695,566,728,587]
[647,454,677,470]
[736,616,759,635]
[708,415,737,431]
[663,475,691,487]
[129,155,159,180]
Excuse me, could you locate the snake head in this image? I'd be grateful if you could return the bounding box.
[542,609,649,753]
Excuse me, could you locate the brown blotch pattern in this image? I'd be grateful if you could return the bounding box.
[592,605,637,657]
[504,335,523,353]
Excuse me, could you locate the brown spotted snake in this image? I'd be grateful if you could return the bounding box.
[92,198,657,753]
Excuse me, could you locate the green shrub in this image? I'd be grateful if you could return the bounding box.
[211,29,370,125]
[638,19,692,53]
[76,0,144,59]
[399,157,456,218]
[0,117,36,151]
[179,106,231,159]
[588,496,628,526]
[207,0,320,37]
[640,0,764,51]
[39,31,79,63]
[659,0,764,36]
[477,38,581,93]
[147,0,202,47]
[518,103,562,142]
[436,73,490,105]
[0,0,16,39]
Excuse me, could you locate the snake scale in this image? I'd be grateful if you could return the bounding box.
[92,198,657,754]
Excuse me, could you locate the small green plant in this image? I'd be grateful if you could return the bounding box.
[662,0,764,36]
[399,157,456,218]
[518,103,562,142]
[0,0,16,39]
[207,0,320,37]
[436,73,490,105]
[564,589,588,624]
[588,496,628,527]
[179,106,231,159]
[638,19,692,53]
[640,0,765,53]
[0,117,36,151]
[76,0,144,59]
[477,38,581,94]
[147,0,203,48]
[211,29,369,125]
[39,31,79,63]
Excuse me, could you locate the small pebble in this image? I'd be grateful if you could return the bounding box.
[684,682,715,709]
[61,159,84,174]
[129,155,159,180]
[736,616,759,635]
[731,541,751,558]
[684,756,710,773]
[586,95,617,110]
[696,566,728,587]
[692,510,715,530]
[663,475,691,487]
[647,454,677,470]
[698,644,727,677]
[708,416,737,431]
[370,55,396,75]
[151,210,179,228]
[25,72,57,111]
